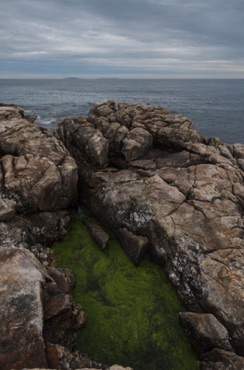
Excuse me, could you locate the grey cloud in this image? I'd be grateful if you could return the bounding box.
[0,0,244,77]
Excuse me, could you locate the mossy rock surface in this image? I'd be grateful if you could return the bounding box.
[53,212,197,370]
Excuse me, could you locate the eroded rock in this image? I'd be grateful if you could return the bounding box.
[0,106,78,212]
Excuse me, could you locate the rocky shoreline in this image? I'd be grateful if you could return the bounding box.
[0,102,243,369]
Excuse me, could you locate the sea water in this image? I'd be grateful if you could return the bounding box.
[0,78,244,144]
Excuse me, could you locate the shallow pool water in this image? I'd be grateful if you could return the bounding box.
[53,213,197,370]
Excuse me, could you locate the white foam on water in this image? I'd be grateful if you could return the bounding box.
[35,117,56,125]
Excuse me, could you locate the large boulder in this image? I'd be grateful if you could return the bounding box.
[58,100,244,365]
[0,105,78,213]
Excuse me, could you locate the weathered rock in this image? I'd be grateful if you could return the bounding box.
[83,218,109,250]
[199,349,244,370]
[43,266,86,349]
[179,312,233,353]
[0,248,48,370]
[122,127,153,161]
[0,198,16,220]
[0,211,70,266]
[0,104,77,260]
[59,100,244,364]
[0,105,78,212]
[59,118,109,168]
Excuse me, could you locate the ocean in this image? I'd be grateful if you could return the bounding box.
[0,78,244,144]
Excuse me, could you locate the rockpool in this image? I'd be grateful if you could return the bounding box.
[53,213,197,370]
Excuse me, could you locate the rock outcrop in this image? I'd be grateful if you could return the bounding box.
[0,105,78,260]
[1,101,243,369]
[0,105,116,370]
[58,100,244,368]
[0,105,77,213]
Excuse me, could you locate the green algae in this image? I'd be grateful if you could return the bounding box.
[53,213,197,370]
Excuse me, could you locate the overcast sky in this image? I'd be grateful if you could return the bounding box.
[1,0,244,78]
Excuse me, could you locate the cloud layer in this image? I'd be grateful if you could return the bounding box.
[1,0,244,78]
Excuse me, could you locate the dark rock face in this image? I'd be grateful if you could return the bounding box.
[58,100,244,366]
